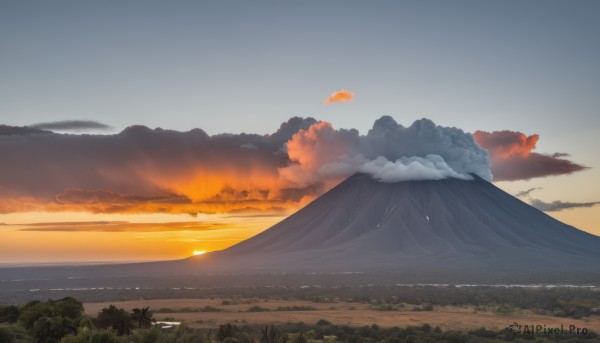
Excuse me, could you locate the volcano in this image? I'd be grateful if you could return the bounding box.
[185,173,600,273]
[4,173,600,282]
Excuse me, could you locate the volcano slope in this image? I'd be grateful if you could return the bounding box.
[184,173,600,274]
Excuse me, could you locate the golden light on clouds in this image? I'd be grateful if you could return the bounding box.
[323,88,354,105]
[0,212,285,263]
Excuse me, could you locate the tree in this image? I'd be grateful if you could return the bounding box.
[261,324,286,343]
[18,297,83,330]
[96,305,133,336]
[0,326,16,343]
[32,316,78,342]
[0,305,20,323]
[217,323,238,342]
[130,307,153,329]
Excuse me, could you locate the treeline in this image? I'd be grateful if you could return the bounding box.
[0,297,155,342]
[106,285,598,318]
[6,284,600,318]
[2,296,600,342]
[1,298,600,343]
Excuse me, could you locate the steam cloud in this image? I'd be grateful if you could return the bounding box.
[474,130,587,181]
[279,117,492,188]
[0,116,502,215]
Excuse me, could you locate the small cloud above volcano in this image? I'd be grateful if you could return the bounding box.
[324,89,354,105]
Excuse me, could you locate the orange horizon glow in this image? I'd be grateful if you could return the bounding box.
[1,192,599,264]
[0,211,286,264]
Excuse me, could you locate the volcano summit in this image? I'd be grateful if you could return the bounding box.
[184,173,600,274]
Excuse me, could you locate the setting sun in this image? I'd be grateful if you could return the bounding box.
[193,250,206,256]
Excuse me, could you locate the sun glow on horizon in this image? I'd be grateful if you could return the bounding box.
[193,250,206,256]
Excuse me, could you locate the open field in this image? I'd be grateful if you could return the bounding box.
[84,298,600,332]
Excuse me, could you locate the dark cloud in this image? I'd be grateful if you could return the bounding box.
[530,199,600,212]
[474,130,587,181]
[0,125,51,136]
[30,120,113,132]
[0,117,320,214]
[55,188,190,205]
[515,187,542,198]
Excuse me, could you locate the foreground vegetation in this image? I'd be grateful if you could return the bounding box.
[1,297,600,342]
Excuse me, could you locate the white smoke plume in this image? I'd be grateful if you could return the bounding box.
[280,116,492,186]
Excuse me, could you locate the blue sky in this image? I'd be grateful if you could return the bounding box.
[1,1,599,138]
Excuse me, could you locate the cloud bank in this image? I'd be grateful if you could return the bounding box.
[324,89,354,104]
[474,130,587,181]
[7,221,228,232]
[30,120,113,132]
[0,116,491,215]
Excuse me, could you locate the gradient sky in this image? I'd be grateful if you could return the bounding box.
[1,1,599,263]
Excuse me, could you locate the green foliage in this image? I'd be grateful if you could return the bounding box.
[130,307,153,329]
[31,315,77,342]
[96,305,133,336]
[18,297,83,331]
[0,325,17,343]
[292,331,307,343]
[131,326,161,343]
[316,319,332,326]
[0,305,20,323]
[261,324,286,343]
[247,306,269,312]
[88,330,126,343]
[468,327,498,338]
[199,306,222,312]
[217,323,238,342]
[4,293,600,342]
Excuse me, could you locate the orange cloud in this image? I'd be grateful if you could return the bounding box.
[474,130,586,181]
[473,130,538,159]
[279,121,361,187]
[324,88,354,105]
[11,221,228,232]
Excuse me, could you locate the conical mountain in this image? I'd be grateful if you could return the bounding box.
[187,173,600,273]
